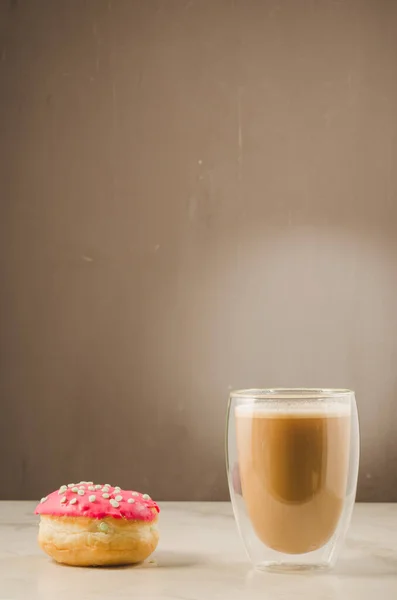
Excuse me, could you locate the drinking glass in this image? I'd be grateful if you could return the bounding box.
[226,388,359,572]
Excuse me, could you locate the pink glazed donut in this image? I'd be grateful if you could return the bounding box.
[35,482,160,566]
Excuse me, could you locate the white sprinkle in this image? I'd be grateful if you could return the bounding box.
[79,485,85,489]
[78,489,85,496]
[115,495,123,502]
[95,485,102,490]
[88,485,95,491]
[105,484,111,488]
[127,498,135,504]
[70,498,77,505]
[99,522,109,533]
[79,481,87,484]
[89,495,96,502]
[102,493,110,499]
[110,499,119,508]
[58,485,67,494]
[60,496,67,504]
[86,481,93,485]
[132,492,139,496]
[72,487,78,493]
[142,494,151,500]
[40,497,47,503]
[68,483,75,488]
[114,486,121,492]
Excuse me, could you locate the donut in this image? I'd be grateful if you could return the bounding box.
[35,482,160,567]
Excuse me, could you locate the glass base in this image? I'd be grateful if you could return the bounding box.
[256,562,331,574]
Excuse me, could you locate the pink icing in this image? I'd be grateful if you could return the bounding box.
[35,483,160,522]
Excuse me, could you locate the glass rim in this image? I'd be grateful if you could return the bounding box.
[229,388,354,400]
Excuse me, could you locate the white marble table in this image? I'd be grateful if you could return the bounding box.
[0,502,396,599]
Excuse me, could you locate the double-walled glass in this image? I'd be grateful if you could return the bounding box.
[226,389,359,572]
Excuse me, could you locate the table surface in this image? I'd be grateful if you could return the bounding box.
[0,502,396,599]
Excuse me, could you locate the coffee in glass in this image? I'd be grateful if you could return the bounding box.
[226,389,359,571]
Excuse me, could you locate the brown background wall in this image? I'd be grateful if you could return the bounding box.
[1,0,397,501]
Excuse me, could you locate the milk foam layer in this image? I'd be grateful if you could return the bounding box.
[235,402,351,418]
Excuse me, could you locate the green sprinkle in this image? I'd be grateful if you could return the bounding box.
[89,495,96,502]
[77,489,85,496]
[40,497,47,503]
[142,494,151,500]
[99,522,109,533]
[110,499,119,508]
[60,496,67,504]
[102,493,110,499]
[72,487,78,493]
[127,498,135,504]
[115,495,123,502]
[70,498,77,505]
